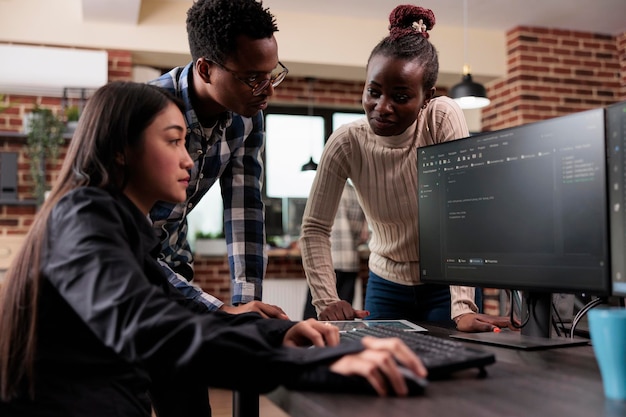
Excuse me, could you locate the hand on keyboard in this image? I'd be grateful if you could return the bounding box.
[340,325,496,378]
[329,336,427,397]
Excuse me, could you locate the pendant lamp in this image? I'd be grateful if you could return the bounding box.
[301,77,319,171]
[449,0,490,110]
[301,156,318,171]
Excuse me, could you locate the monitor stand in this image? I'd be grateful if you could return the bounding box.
[450,291,590,350]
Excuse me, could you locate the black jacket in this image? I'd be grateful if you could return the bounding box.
[0,188,362,417]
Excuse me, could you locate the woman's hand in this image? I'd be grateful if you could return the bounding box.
[283,319,341,347]
[455,313,518,332]
[329,336,427,397]
[220,301,289,320]
[318,300,370,321]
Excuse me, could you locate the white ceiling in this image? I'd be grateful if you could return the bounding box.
[263,0,626,35]
[154,0,626,35]
[75,0,626,83]
[82,0,141,24]
[84,0,626,36]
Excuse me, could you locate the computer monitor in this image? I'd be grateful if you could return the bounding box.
[417,106,614,349]
[607,101,626,297]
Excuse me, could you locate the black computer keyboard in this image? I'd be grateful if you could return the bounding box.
[340,325,495,378]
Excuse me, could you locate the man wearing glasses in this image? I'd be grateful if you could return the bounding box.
[149,0,288,319]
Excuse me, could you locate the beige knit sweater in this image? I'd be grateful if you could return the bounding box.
[300,96,478,319]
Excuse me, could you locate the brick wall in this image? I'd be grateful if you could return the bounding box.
[273,77,363,108]
[194,253,370,303]
[619,32,626,99]
[193,257,233,302]
[107,50,133,82]
[482,27,626,131]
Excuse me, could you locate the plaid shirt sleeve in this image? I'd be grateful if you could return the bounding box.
[157,260,224,311]
[221,112,267,305]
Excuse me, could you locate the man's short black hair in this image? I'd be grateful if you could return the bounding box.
[186,0,278,63]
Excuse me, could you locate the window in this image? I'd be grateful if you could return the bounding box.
[265,114,324,198]
[186,182,223,251]
[186,106,365,248]
[263,106,364,241]
[333,112,365,130]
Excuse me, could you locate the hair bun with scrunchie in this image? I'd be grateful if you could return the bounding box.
[388,4,436,40]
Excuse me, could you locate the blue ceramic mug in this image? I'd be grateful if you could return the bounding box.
[588,307,626,401]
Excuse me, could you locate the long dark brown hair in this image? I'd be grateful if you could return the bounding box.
[0,81,184,400]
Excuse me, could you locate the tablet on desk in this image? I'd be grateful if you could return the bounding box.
[326,319,427,333]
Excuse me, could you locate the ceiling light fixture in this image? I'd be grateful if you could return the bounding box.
[449,0,490,110]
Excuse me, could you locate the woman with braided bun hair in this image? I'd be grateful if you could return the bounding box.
[301,4,514,332]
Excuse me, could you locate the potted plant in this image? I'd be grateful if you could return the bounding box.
[193,230,227,256]
[25,107,65,205]
[64,105,80,133]
[0,94,8,113]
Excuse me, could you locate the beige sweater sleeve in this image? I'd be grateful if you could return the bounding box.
[300,127,353,314]
[450,286,478,319]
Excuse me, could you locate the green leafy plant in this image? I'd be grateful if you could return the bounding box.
[0,94,7,113]
[25,107,65,205]
[64,105,80,122]
[195,230,225,239]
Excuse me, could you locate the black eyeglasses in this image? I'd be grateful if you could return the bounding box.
[210,60,288,96]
